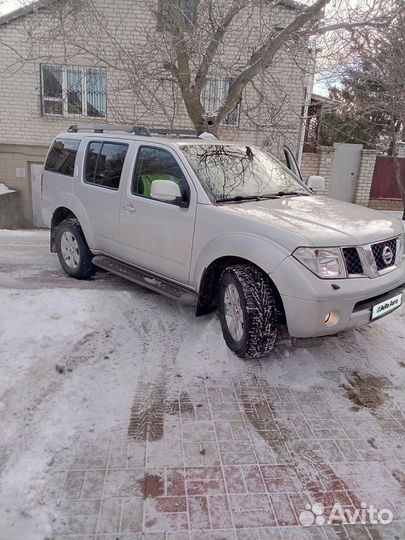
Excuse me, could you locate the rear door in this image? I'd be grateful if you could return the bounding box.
[42,137,80,226]
[74,138,131,254]
[118,143,196,284]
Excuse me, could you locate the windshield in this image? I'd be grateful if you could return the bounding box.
[180,144,309,202]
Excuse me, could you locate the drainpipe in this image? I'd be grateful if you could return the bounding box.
[297,40,317,166]
[297,72,314,167]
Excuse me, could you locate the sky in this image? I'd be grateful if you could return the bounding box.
[0,0,22,15]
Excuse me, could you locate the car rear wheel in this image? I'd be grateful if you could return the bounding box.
[55,218,95,279]
[219,264,278,359]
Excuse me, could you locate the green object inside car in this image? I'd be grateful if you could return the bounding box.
[138,174,181,197]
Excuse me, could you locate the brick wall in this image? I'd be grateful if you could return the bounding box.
[300,152,319,181]
[300,146,333,196]
[368,198,403,210]
[354,150,379,206]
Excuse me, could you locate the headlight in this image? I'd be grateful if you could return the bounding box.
[293,247,347,279]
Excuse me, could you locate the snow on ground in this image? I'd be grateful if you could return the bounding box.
[0,229,404,540]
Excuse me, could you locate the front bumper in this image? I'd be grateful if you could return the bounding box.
[271,256,405,338]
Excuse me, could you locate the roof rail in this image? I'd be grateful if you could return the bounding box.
[67,124,151,136]
[148,128,197,138]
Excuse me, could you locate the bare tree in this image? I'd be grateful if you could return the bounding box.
[318,3,405,217]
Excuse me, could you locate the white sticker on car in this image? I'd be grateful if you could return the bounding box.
[371,293,402,320]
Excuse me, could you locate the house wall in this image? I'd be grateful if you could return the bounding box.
[0,0,314,226]
[0,143,48,227]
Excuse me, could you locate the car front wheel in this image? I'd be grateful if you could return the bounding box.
[219,264,278,359]
[55,218,95,279]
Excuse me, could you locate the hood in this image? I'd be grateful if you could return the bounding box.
[220,195,403,247]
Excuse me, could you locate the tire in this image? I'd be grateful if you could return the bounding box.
[219,264,278,359]
[55,218,95,279]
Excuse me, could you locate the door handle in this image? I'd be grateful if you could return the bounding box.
[122,203,137,214]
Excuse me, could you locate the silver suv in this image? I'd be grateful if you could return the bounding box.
[41,124,405,358]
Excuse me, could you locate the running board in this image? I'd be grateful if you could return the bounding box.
[92,255,198,305]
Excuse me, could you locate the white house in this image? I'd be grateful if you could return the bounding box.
[0,0,315,226]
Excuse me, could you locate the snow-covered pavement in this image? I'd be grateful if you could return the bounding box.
[0,229,404,540]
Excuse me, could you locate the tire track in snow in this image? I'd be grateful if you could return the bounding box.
[126,300,193,441]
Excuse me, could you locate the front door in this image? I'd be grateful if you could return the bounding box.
[118,144,196,284]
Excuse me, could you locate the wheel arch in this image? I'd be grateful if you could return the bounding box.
[196,255,285,322]
[50,207,77,252]
[51,204,95,253]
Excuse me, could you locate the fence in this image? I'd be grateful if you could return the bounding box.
[301,146,404,210]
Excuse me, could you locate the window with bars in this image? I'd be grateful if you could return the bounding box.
[41,64,107,118]
[202,77,240,127]
[157,0,196,29]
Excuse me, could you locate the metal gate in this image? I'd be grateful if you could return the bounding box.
[370,156,405,200]
[329,143,363,203]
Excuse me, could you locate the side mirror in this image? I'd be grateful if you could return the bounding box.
[307,175,326,192]
[150,179,183,205]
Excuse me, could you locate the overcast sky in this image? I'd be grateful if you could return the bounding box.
[0,0,25,15]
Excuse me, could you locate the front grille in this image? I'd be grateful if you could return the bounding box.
[343,247,363,275]
[371,239,397,270]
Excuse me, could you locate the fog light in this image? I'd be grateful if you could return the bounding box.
[324,311,340,327]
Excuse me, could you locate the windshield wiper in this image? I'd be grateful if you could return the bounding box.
[216,194,280,203]
[216,191,308,203]
[272,191,308,197]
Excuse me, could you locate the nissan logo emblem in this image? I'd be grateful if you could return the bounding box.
[382,245,394,266]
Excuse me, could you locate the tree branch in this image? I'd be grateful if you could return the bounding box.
[193,0,245,96]
[215,0,329,123]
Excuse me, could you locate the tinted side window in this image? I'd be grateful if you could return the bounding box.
[132,146,190,203]
[45,138,80,176]
[85,142,102,181]
[85,142,128,190]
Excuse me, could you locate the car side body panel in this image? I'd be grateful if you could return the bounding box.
[190,204,293,291]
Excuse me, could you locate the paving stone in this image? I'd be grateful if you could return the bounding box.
[44,376,404,538]
[188,495,210,529]
[270,493,298,526]
[97,498,121,534]
[105,467,144,497]
[81,470,106,498]
[54,514,98,535]
[61,470,86,499]
[120,497,143,533]
[230,494,276,528]
[57,498,101,515]
[209,495,233,528]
